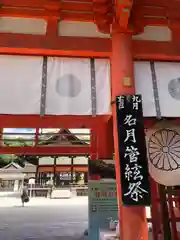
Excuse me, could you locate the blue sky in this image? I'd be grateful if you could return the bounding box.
[3,128,90,140]
[3,128,35,133]
[3,128,89,133]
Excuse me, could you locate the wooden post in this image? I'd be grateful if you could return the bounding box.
[150,178,162,240]
[71,156,74,183]
[95,119,113,159]
[90,129,97,160]
[111,31,148,240]
[159,185,172,240]
[53,156,56,186]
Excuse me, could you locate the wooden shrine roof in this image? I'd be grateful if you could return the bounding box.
[41,129,89,146]
[0,1,179,60]
[1,161,36,174]
[2,0,178,34]
[1,0,179,33]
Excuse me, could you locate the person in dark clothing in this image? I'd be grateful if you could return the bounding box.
[21,187,29,207]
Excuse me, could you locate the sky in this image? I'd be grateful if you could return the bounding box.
[3,128,90,133]
[3,128,35,133]
[3,128,90,139]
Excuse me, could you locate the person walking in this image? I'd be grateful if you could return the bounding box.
[21,186,29,207]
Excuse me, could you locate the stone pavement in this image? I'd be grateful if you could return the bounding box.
[0,196,88,207]
[0,196,152,239]
[0,197,88,240]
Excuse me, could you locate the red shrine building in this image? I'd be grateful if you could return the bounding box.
[1,0,180,239]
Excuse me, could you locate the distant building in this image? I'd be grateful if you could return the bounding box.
[0,161,36,192]
[37,129,88,186]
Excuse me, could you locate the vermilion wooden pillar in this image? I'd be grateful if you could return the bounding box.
[111,31,148,240]
[150,178,162,240]
[95,119,113,159]
[90,129,98,160]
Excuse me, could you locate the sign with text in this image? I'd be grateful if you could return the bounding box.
[88,160,118,240]
[116,94,151,206]
[88,180,118,240]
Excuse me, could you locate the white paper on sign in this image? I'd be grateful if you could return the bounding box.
[95,59,111,114]
[46,57,92,115]
[0,55,42,114]
[154,62,180,117]
[146,121,180,186]
[134,61,156,117]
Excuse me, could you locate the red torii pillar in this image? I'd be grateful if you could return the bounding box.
[111,31,148,240]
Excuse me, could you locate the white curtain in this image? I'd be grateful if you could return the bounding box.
[155,62,180,117]
[1,56,180,117]
[134,61,180,117]
[146,121,180,186]
[0,55,42,114]
[134,61,156,117]
[0,55,111,116]
[46,57,91,115]
[94,59,111,114]
[46,57,111,115]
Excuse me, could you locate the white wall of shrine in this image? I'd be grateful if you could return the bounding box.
[0,18,110,38]
[38,156,88,165]
[132,26,172,41]
[0,17,47,35]
[38,157,54,165]
[0,18,172,42]
[58,21,110,38]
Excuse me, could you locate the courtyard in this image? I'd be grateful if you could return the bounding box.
[0,197,88,240]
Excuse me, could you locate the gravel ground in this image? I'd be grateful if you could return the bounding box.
[0,197,88,240]
[0,197,152,240]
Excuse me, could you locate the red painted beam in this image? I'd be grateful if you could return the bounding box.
[70,0,92,2]
[0,33,180,61]
[135,6,166,17]
[0,114,154,132]
[132,40,180,61]
[0,6,109,22]
[0,115,111,128]
[0,146,91,155]
[1,0,59,8]
[0,33,111,57]
[135,0,180,8]
[62,2,93,11]
[132,0,180,28]
[0,8,54,19]
[2,0,94,11]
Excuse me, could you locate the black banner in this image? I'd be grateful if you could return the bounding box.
[116,94,151,206]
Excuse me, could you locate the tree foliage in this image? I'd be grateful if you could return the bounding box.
[0,137,38,167]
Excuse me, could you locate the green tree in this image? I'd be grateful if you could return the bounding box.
[0,154,16,167]
[0,137,38,167]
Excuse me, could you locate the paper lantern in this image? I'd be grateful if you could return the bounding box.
[146,121,180,186]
